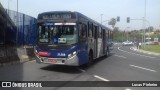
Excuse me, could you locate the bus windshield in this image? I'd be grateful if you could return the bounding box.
[38,24,78,45]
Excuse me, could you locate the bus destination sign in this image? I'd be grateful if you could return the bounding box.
[42,13,75,20]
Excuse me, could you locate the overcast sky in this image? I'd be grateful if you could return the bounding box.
[1,0,160,30]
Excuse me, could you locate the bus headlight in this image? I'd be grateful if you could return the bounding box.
[73,51,77,55]
[68,51,77,58]
[35,50,38,53]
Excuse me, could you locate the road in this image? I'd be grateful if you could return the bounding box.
[0,45,160,90]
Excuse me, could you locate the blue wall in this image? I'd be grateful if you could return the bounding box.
[7,9,37,46]
[0,5,37,46]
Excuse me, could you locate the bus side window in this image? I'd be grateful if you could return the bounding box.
[102,29,105,40]
[108,30,110,39]
[111,31,113,40]
[88,23,93,38]
[101,28,103,38]
[79,23,87,39]
[94,25,97,39]
[98,27,102,38]
[105,29,108,40]
[83,24,87,37]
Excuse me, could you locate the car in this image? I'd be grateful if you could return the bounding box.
[122,41,133,46]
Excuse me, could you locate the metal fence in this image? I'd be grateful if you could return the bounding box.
[7,9,37,46]
[0,4,37,64]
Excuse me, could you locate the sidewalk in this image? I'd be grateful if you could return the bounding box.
[131,46,160,56]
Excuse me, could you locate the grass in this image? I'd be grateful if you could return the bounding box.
[140,45,160,53]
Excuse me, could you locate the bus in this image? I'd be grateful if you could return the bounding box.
[34,11,113,66]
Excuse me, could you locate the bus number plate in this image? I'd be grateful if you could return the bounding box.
[48,59,57,63]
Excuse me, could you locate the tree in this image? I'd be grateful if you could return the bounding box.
[108,18,116,28]
[155,29,160,33]
[147,26,154,32]
[113,27,119,32]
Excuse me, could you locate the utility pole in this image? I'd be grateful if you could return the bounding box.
[122,31,124,42]
[143,0,146,44]
[127,27,130,40]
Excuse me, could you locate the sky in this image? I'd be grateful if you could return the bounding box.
[1,0,160,30]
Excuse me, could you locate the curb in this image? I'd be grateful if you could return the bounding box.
[0,61,20,67]
[0,59,35,67]
[0,46,35,68]
[131,47,160,56]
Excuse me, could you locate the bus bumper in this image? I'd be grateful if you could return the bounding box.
[35,54,79,66]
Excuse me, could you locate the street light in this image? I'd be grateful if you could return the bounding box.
[145,19,150,31]
[129,17,150,43]
[126,27,130,40]
[121,27,130,41]
[143,0,147,44]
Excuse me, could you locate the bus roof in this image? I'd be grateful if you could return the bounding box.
[38,11,112,31]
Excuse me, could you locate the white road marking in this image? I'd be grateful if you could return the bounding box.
[118,46,156,59]
[130,64,157,72]
[78,69,110,82]
[78,69,110,81]
[125,88,132,90]
[93,75,110,81]
[114,55,127,59]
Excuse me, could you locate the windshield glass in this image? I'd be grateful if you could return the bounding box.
[38,24,78,45]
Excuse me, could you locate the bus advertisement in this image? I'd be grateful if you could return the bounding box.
[34,11,113,66]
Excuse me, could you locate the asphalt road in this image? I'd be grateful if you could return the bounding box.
[0,45,160,90]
